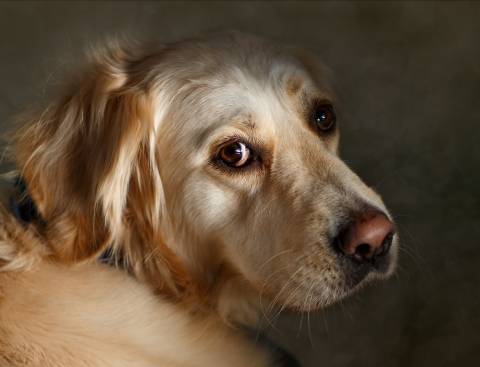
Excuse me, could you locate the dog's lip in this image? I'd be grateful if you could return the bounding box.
[344,237,399,289]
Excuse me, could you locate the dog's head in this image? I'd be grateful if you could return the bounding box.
[15,32,398,321]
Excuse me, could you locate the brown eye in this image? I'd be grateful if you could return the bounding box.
[218,142,252,167]
[312,103,336,131]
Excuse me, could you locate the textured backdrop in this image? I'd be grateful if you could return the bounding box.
[1,2,479,366]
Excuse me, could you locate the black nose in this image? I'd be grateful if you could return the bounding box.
[334,209,395,264]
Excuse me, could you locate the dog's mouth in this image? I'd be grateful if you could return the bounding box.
[300,242,397,311]
[263,233,398,313]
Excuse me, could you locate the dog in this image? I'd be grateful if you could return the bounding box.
[0,31,398,366]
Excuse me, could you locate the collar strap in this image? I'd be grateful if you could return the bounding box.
[8,176,120,266]
[9,176,41,225]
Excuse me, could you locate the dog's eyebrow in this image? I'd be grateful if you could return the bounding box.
[194,116,256,149]
[286,76,304,96]
[231,119,256,131]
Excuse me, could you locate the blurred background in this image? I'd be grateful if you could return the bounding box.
[1,1,479,366]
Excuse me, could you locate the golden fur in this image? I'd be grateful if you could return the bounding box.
[0,32,398,366]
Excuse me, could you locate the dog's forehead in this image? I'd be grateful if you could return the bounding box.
[158,35,333,144]
[175,69,305,146]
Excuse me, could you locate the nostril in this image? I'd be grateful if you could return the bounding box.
[353,243,374,262]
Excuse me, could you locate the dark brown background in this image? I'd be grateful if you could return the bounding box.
[1,2,479,366]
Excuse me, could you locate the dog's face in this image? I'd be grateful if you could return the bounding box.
[151,34,399,311]
[16,32,398,316]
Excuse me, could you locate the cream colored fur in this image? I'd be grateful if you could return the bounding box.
[0,260,271,367]
[0,32,398,366]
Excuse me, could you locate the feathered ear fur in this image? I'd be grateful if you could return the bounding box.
[13,43,189,296]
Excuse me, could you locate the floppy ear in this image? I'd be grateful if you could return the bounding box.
[13,44,162,263]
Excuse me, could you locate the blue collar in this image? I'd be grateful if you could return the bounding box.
[9,176,41,225]
[9,175,115,264]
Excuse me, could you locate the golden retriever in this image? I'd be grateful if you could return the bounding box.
[0,31,398,366]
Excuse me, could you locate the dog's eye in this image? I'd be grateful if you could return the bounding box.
[312,103,336,131]
[218,142,252,168]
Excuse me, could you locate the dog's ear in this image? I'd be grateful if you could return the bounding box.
[13,44,164,263]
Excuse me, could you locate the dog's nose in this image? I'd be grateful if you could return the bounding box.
[335,209,395,263]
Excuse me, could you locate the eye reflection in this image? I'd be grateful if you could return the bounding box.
[312,102,336,131]
[218,141,252,167]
